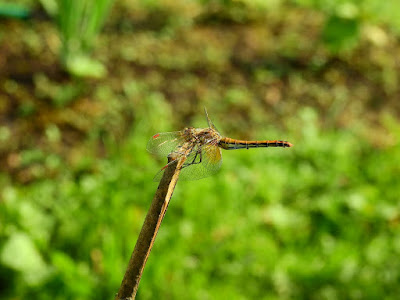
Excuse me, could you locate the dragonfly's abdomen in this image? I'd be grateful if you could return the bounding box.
[219,138,293,150]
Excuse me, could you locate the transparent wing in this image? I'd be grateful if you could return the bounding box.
[180,143,222,180]
[152,159,179,182]
[147,131,185,158]
[204,107,220,133]
[153,142,222,181]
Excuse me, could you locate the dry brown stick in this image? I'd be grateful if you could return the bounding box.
[115,156,186,300]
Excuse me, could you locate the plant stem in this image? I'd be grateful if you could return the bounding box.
[115,157,185,300]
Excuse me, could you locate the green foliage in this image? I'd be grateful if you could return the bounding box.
[291,0,400,52]
[56,0,114,77]
[0,2,30,19]
[1,106,400,299]
[2,0,400,299]
[1,232,50,285]
[322,16,360,53]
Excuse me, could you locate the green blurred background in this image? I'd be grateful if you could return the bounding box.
[1,0,400,299]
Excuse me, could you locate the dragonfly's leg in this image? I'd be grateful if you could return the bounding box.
[198,150,203,164]
[191,150,203,165]
[182,149,202,169]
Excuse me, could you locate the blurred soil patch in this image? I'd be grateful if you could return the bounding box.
[1,2,399,183]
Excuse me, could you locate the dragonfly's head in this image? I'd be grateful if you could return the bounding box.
[183,127,194,132]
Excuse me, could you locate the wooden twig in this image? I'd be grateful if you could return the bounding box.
[115,156,186,300]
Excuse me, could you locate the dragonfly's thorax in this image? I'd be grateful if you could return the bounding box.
[182,127,220,145]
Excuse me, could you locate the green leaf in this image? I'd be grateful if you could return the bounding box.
[322,15,360,53]
[1,233,50,286]
[65,55,107,78]
[0,3,30,19]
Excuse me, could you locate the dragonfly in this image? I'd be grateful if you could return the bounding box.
[147,109,293,181]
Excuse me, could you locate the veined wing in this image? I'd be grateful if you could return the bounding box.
[147,131,185,158]
[167,142,223,181]
[180,143,222,180]
[152,143,222,181]
[204,107,220,133]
